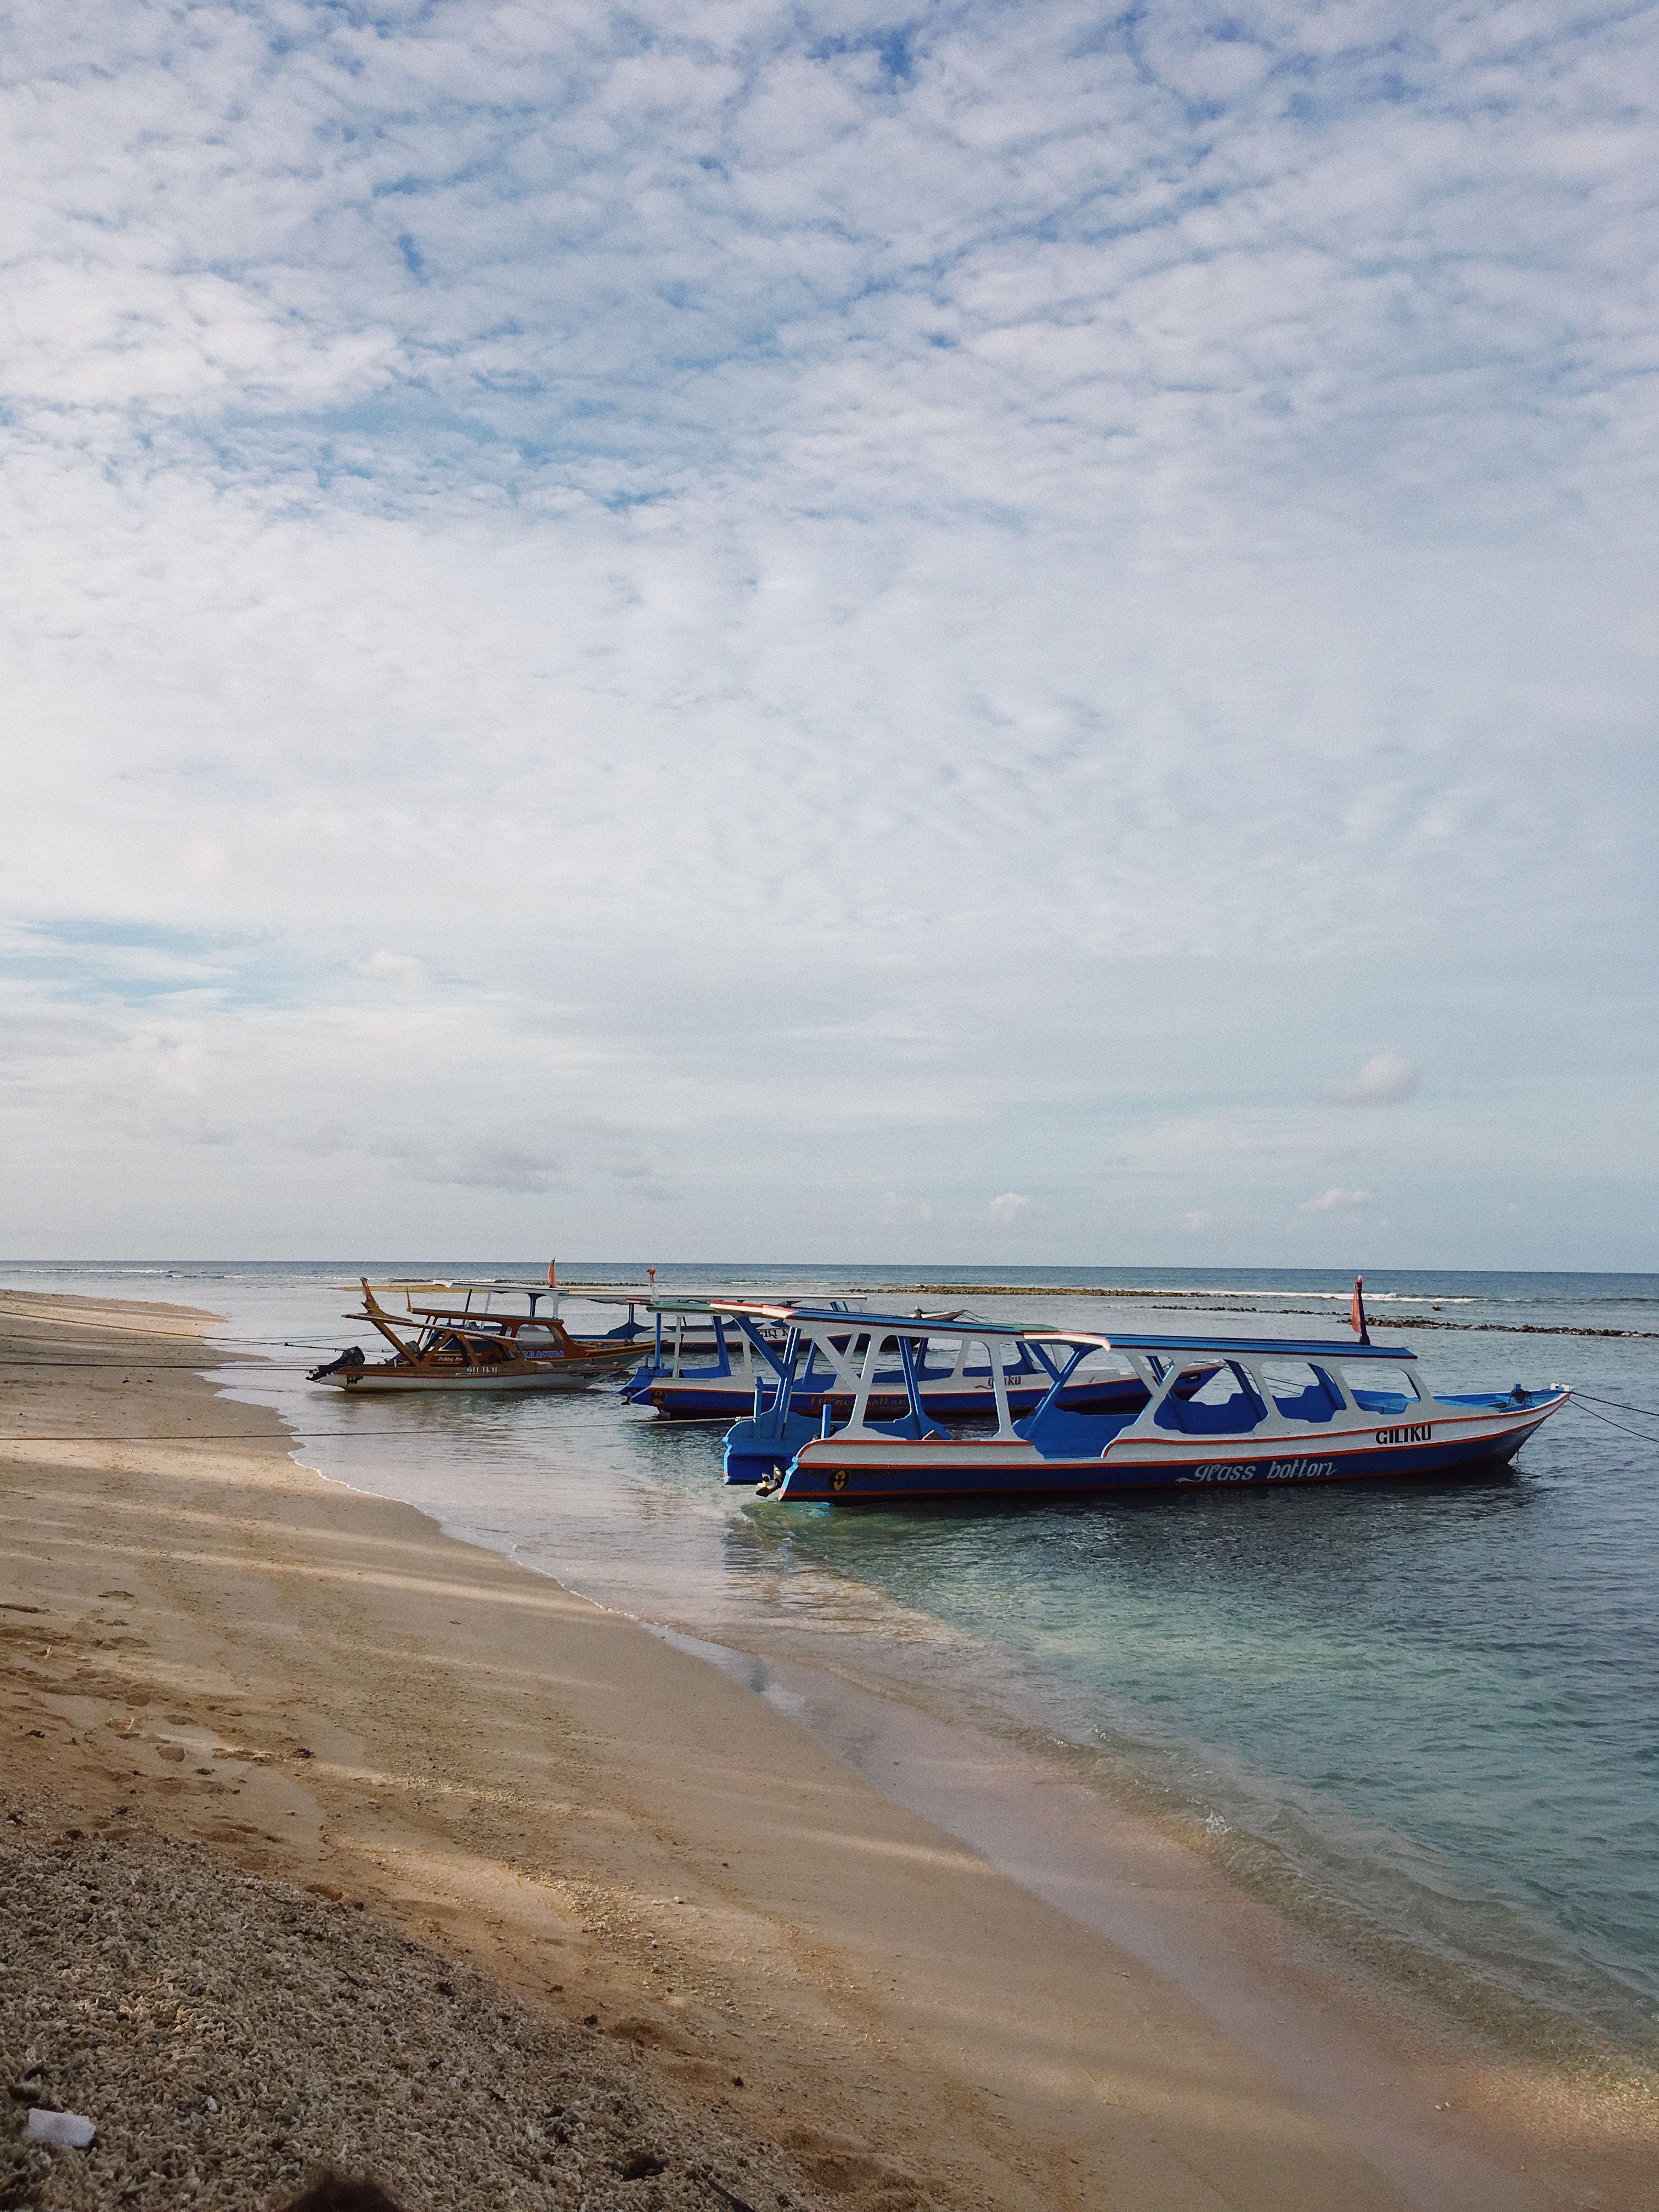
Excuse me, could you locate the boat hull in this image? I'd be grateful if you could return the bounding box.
[771,1401,1567,1504]
[312,1365,620,1393]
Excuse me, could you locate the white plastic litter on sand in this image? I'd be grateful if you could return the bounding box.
[25,2109,97,2148]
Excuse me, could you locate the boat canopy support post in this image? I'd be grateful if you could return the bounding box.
[1112,1355,1187,1440]
[1022,1341,1093,1432]
[898,1333,924,1424]
[362,1307,423,1365]
[1311,1363,1348,1414]
[988,1339,1018,1440]
[727,1326,806,1451]
[771,1328,802,1427]
[1024,1338,1064,1386]
[839,1334,888,1440]
[727,1314,792,1386]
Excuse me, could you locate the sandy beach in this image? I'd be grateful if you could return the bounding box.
[3,1290,1654,2212]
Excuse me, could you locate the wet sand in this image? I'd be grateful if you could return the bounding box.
[2,1288,1652,2211]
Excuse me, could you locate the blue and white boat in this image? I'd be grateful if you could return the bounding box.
[620,1298,859,1418]
[715,1302,1571,1502]
[649,1300,1178,1435]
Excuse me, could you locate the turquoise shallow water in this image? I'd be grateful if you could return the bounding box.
[7,1260,1658,2052]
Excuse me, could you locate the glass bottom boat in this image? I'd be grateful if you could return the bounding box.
[709,1302,1571,1503]
[623,1298,1159,1426]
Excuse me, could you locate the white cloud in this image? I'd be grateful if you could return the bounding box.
[1300,1188,1375,1216]
[0,3,1654,1263]
[359,951,430,994]
[986,1192,1033,1228]
[1330,1055,1421,1106]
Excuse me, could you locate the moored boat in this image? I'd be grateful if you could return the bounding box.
[622,1297,1148,1427]
[713,1300,1570,1501]
[307,1279,641,1393]
[620,1297,866,1418]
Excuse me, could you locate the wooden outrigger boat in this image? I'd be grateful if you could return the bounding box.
[714,1295,1571,1502]
[307,1278,641,1393]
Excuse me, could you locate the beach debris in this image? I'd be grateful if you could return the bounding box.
[24,2108,96,2148]
[277,2174,408,2212]
[617,2149,667,2181]
[700,2177,758,2212]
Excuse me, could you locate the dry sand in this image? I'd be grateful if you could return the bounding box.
[1,1289,1652,2212]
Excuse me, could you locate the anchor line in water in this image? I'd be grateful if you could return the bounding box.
[1565,1400,1659,1445]
[1572,1389,1659,1418]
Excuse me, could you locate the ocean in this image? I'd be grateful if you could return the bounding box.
[8,1260,1658,2064]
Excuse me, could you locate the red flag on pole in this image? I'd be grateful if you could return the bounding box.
[547,1260,557,1288]
[1351,1274,1369,1344]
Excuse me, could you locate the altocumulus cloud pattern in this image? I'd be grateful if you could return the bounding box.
[0,0,1655,1263]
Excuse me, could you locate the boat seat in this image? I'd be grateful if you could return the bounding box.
[1272,1384,1341,1425]
[864,1413,948,1442]
[1173,1403,1265,1435]
[1348,1389,1412,1415]
[1155,1392,1268,1435]
[1014,1406,1124,1459]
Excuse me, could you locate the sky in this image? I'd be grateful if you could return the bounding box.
[1,0,1655,1269]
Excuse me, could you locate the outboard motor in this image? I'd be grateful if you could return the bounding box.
[308,1346,366,1382]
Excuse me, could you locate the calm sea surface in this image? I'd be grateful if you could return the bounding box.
[8,1261,1658,2055]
